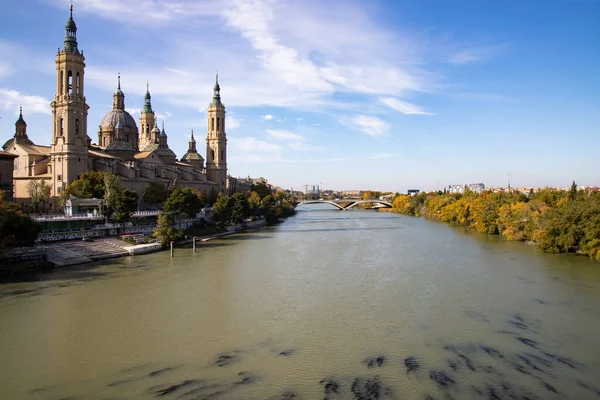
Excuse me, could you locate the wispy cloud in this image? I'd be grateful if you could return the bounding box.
[266,129,303,141]
[266,129,324,151]
[380,97,433,115]
[261,114,275,121]
[227,116,241,129]
[350,115,389,138]
[231,136,282,153]
[0,88,51,115]
[449,44,507,65]
[156,111,172,120]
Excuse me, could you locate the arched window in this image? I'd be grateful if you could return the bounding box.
[75,119,79,136]
[67,70,73,95]
[211,150,215,160]
[211,118,215,131]
[60,71,63,94]
[221,150,224,161]
[146,124,149,134]
[59,118,64,136]
[217,117,220,131]
[76,73,80,95]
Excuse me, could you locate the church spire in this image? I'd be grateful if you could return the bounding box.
[143,81,153,113]
[113,73,125,109]
[188,129,197,152]
[210,73,223,107]
[63,3,79,54]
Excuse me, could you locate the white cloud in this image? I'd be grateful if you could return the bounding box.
[380,97,433,115]
[266,129,303,141]
[126,107,141,116]
[156,111,172,120]
[231,136,281,153]
[0,88,51,115]
[265,129,324,151]
[449,44,507,65]
[350,115,389,138]
[261,114,275,120]
[226,116,241,129]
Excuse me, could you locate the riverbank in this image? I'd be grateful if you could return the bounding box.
[390,188,600,262]
[47,220,268,268]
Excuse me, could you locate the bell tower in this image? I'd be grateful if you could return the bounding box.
[139,81,155,150]
[50,4,89,204]
[206,74,227,193]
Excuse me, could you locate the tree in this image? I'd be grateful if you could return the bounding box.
[0,191,41,248]
[231,192,250,222]
[66,170,106,199]
[164,186,204,218]
[153,213,181,247]
[213,193,234,224]
[114,189,138,222]
[143,182,166,205]
[251,182,271,200]
[248,191,261,216]
[569,181,578,201]
[27,179,51,213]
[99,173,121,221]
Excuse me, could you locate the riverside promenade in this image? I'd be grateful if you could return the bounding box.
[44,219,268,268]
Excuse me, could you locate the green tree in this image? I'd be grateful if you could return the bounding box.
[248,191,261,216]
[164,186,204,218]
[0,191,41,248]
[251,182,272,200]
[114,189,138,222]
[153,213,182,247]
[27,179,51,213]
[66,170,106,199]
[569,181,578,201]
[99,173,121,221]
[231,192,250,222]
[213,193,234,224]
[143,182,166,205]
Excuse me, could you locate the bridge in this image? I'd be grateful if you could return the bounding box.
[296,199,393,210]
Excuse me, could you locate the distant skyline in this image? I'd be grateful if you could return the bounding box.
[0,0,599,192]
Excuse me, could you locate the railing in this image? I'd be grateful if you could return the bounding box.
[132,210,162,217]
[33,214,103,221]
[33,210,163,221]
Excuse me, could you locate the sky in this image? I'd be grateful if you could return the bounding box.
[0,0,599,192]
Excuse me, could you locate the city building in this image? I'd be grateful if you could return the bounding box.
[407,189,420,196]
[303,184,320,194]
[2,6,233,210]
[448,183,485,194]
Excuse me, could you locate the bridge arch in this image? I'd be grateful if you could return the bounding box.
[345,200,392,209]
[295,199,392,210]
[295,200,344,210]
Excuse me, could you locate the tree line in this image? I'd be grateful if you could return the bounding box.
[391,182,600,261]
[154,182,296,246]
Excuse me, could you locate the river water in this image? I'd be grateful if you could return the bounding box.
[1,207,599,399]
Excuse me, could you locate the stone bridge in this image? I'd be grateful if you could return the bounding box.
[296,199,393,210]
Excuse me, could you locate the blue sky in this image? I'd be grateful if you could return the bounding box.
[0,0,598,192]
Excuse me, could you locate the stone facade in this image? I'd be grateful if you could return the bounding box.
[3,5,230,210]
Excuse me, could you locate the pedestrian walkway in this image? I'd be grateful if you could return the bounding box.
[45,239,130,267]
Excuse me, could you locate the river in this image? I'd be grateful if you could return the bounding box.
[1,207,599,399]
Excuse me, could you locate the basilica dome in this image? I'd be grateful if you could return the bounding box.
[99,109,138,131]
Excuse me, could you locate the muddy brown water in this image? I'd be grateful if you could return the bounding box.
[1,206,599,399]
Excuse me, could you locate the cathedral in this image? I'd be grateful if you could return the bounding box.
[3,5,230,210]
